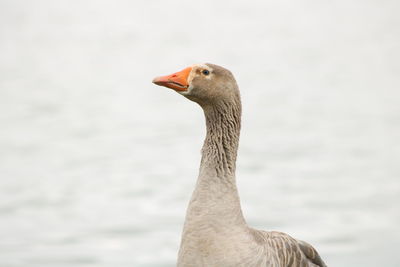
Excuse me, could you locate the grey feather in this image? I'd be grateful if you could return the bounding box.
[154,63,327,267]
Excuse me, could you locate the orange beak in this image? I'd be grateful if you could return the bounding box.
[152,67,192,91]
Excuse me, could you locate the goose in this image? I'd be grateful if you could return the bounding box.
[152,63,327,267]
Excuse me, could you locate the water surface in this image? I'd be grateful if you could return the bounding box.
[0,0,399,266]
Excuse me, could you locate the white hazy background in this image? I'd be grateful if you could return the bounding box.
[1,0,399,266]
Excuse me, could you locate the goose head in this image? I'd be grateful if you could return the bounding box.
[152,63,239,106]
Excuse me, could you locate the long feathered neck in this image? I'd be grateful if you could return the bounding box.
[200,98,241,179]
[184,94,246,228]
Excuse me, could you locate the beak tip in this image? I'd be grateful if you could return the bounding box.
[152,77,162,86]
[152,66,192,90]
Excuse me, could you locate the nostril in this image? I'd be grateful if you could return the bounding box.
[171,74,177,77]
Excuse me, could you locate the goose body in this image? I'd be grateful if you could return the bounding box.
[153,63,327,267]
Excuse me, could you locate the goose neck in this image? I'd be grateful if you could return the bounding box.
[201,100,241,179]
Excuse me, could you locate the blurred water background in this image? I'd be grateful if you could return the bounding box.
[1,0,399,266]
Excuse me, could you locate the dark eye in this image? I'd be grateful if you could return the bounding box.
[202,69,210,75]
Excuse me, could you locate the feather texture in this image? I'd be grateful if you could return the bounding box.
[154,63,327,267]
